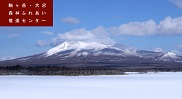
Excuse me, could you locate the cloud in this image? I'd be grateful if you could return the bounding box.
[57,28,95,41]
[47,16,182,46]
[42,31,54,36]
[51,27,116,46]
[118,16,182,35]
[118,20,157,36]
[8,33,19,38]
[61,17,80,24]
[0,56,16,61]
[158,16,182,35]
[90,26,116,44]
[169,0,182,9]
[51,28,94,46]
[153,48,164,52]
[36,40,49,47]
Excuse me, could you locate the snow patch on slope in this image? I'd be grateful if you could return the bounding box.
[163,52,177,58]
[160,52,178,61]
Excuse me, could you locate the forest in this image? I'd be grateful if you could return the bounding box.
[1,64,182,75]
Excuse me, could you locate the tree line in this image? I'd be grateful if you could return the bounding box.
[0,65,125,75]
[1,64,182,75]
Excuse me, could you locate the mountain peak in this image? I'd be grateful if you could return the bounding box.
[159,52,178,61]
[163,52,177,58]
[45,41,112,56]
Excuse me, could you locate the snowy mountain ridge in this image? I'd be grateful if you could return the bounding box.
[45,41,180,62]
[1,41,182,67]
[45,41,120,57]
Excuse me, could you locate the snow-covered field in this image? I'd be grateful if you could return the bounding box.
[0,72,182,99]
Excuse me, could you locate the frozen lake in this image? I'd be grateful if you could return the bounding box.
[0,72,182,99]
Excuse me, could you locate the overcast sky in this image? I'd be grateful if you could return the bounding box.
[1,0,182,60]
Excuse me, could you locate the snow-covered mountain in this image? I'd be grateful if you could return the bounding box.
[45,41,118,57]
[44,41,182,61]
[45,41,149,57]
[1,41,182,68]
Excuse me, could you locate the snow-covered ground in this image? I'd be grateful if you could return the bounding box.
[0,72,182,99]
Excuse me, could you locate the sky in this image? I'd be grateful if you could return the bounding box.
[1,0,182,60]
